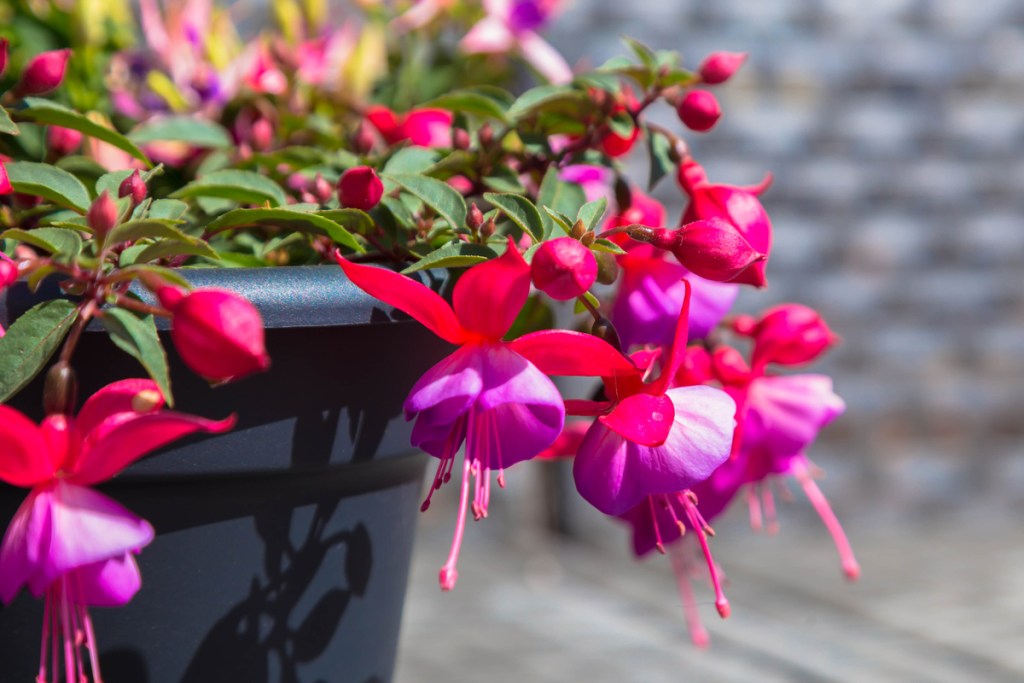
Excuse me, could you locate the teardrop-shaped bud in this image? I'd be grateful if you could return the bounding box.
[47,126,82,156]
[337,166,383,211]
[15,49,71,97]
[118,170,147,206]
[531,237,598,301]
[747,303,839,367]
[673,218,766,285]
[699,52,747,85]
[87,191,119,237]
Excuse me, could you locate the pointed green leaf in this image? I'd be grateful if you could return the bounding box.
[591,238,627,255]
[385,173,467,231]
[100,307,173,406]
[106,219,201,247]
[94,165,164,199]
[128,116,232,149]
[483,193,544,243]
[172,170,288,207]
[573,291,601,316]
[0,106,18,135]
[537,167,587,238]
[507,85,588,122]
[647,126,674,192]
[382,148,440,175]
[203,207,365,253]
[148,199,189,221]
[577,197,608,233]
[0,300,78,403]
[424,88,510,122]
[542,206,574,235]
[622,36,657,68]
[0,227,83,263]
[16,98,151,165]
[402,241,496,274]
[4,161,91,212]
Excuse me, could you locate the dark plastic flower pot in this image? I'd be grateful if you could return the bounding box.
[0,266,453,683]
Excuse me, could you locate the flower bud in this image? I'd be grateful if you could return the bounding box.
[480,216,496,238]
[531,237,598,301]
[746,304,838,367]
[47,126,82,156]
[43,361,78,416]
[15,49,72,97]
[337,166,383,211]
[87,191,119,237]
[628,219,766,285]
[118,170,147,206]
[453,128,471,150]
[352,123,376,154]
[698,52,747,85]
[156,286,270,382]
[711,345,751,386]
[0,161,11,195]
[0,257,18,287]
[676,90,721,132]
[0,39,8,79]
[312,173,333,204]
[467,203,484,231]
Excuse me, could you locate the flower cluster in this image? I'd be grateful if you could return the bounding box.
[0,0,856,676]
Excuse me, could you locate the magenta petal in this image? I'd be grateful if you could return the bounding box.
[71,553,143,607]
[742,374,845,474]
[0,405,55,487]
[452,241,530,340]
[404,346,484,456]
[72,411,235,485]
[75,378,163,438]
[0,483,153,601]
[574,385,735,516]
[599,393,674,447]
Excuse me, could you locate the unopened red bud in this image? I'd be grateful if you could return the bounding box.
[43,361,77,416]
[0,258,18,287]
[595,250,619,285]
[118,170,147,205]
[749,303,838,367]
[480,216,496,238]
[47,126,82,156]
[250,118,274,151]
[309,173,332,204]
[531,237,598,301]
[675,217,765,284]
[699,52,747,85]
[352,124,375,154]
[15,49,71,97]
[467,203,484,230]
[0,39,8,79]
[478,123,494,147]
[87,191,119,236]
[453,128,471,150]
[591,317,621,352]
[337,166,383,211]
[0,161,11,195]
[157,286,270,382]
[676,90,721,132]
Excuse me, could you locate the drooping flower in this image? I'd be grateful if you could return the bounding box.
[460,0,573,84]
[0,379,234,683]
[365,105,453,148]
[678,158,773,287]
[336,241,631,590]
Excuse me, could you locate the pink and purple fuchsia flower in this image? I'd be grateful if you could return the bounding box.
[336,241,630,591]
[0,379,234,683]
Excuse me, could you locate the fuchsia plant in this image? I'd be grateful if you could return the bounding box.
[0,0,858,674]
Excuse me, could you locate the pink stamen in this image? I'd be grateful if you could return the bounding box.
[647,496,665,554]
[59,580,76,683]
[421,417,465,512]
[38,586,51,682]
[679,492,730,618]
[761,483,779,535]
[668,542,710,649]
[793,460,860,581]
[439,456,473,591]
[747,486,763,532]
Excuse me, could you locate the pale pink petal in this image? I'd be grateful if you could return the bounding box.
[460,17,516,54]
[0,488,51,603]
[0,406,54,488]
[72,412,235,485]
[517,30,573,84]
[71,554,143,607]
[404,345,484,451]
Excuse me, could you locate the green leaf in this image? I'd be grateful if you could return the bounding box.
[382,147,440,175]
[507,85,588,122]
[0,227,83,262]
[483,193,544,243]
[401,241,496,274]
[114,264,192,289]
[423,89,509,122]
[0,106,18,135]
[573,291,601,316]
[622,36,657,68]
[537,167,587,238]
[608,110,635,139]
[172,170,288,207]
[4,161,91,212]
[16,98,151,165]
[647,127,674,192]
[385,173,467,231]
[315,209,375,237]
[129,116,232,149]
[658,67,697,88]
[148,199,189,221]
[204,207,365,252]
[577,197,608,233]
[0,300,78,403]
[482,167,526,194]
[591,238,627,255]
[542,206,573,235]
[100,307,173,406]
[106,219,203,247]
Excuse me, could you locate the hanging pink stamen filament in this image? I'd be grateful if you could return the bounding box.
[679,491,730,618]
[792,460,860,581]
[761,484,779,535]
[439,456,473,592]
[668,542,710,649]
[421,416,466,512]
[746,486,763,532]
[648,496,666,554]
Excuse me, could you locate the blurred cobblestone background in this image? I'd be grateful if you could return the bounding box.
[548,0,1024,511]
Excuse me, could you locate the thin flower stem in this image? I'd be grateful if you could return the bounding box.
[576,293,602,322]
[111,295,170,318]
[58,300,97,366]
